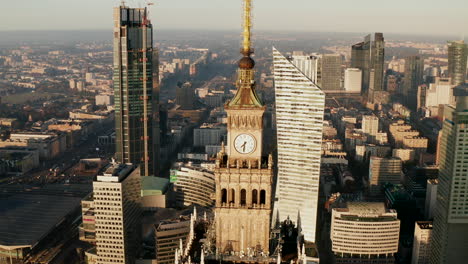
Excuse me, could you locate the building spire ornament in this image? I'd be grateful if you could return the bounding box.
[227,0,263,108]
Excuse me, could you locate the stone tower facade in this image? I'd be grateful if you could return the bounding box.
[214,0,273,256]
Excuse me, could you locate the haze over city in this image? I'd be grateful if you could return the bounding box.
[1,0,468,36]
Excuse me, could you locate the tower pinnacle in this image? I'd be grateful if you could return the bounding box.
[242,0,253,56]
[227,0,262,107]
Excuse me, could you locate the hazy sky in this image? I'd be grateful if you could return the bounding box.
[1,0,467,36]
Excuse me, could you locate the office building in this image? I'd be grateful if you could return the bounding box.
[362,115,379,143]
[403,56,424,110]
[273,47,325,243]
[171,165,215,207]
[412,221,433,264]
[319,54,342,91]
[291,54,320,84]
[351,35,371,93]
[331,202,400,263]
[344,68,362,93]
[370,33,385,94]
[193,124,226,147]
[351,33,385,101]
[213,0,274,258]
[93,163,142,264]
[113,5,159,176]
[447,40,467,86]
[431,86,468,263]
[369,157,402,195]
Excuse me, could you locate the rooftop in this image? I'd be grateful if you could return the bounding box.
[0,194,81,249]
[416,221,433,230]
[347,202,386,215]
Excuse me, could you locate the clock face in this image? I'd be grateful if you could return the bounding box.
[234,134,256,154]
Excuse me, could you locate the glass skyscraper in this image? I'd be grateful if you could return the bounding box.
[448,40,468,86]
[351,34,371,93]
[351,33,385,102]
[273,47,325,243]
[113,6,159,176]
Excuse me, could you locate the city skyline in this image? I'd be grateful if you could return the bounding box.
[1,0,468,37]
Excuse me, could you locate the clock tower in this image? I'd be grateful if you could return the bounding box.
[214,0,273,257]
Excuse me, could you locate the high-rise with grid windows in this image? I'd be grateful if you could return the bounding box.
[93,163,141,264]
[430,86,468,264]
[113,5,159,177]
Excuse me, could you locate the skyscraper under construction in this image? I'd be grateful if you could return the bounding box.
[113,5,159,176]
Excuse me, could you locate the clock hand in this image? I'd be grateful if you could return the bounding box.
[241,142,246,152]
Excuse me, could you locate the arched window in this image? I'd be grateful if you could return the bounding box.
[252,189,258,204]
[230,189,235,204]
[260,190,266,205]
[221,189,227,204]
[240,189,247,206]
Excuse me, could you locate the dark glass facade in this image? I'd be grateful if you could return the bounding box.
[403,55,424,110]
[351,33,385,102]
[113,6,159,176]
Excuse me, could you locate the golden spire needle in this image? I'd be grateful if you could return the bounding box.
[242,0,252,55]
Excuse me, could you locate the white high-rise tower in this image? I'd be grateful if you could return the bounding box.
[273,47,325,243]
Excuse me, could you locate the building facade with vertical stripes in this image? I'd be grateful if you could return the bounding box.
[273,47,325,243]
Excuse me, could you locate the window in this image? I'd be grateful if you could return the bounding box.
[230,189,235,204]
[260,190,266,205]
[221,189,227,204]
[241,189,247,206]
[252,189,258,204]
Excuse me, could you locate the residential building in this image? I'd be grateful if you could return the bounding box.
[93,163,142,264]
[95,94,114,106]
[155,214,195,264]
[362,115,379,143]
[331,202,400,263]
[273,47,325,243]
[412,221,433,264]
[392,148,416,162]
[113,5,159,176]
[431,86,468,263]
[418,77,455,111]
[369,157,402,195]
[176,82,196,110]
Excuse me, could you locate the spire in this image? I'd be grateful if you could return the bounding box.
[242,0,253,56]
[227,0,263,108]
